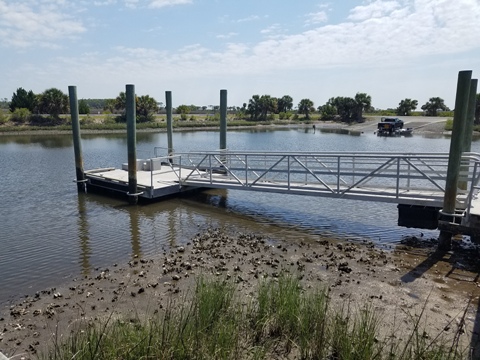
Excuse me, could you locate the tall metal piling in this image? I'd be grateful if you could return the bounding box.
[438,70,472,250]
[68,86,86,192]
[126,84,139,204]
[463,79,478,153]
[220,89,227,151]
[458,79,478,191]
[166,91,173,162]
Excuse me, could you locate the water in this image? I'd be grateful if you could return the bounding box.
[0,128,475,304]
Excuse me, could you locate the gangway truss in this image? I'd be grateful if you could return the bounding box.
[177,151,480,215]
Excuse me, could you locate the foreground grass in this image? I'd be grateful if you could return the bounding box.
[44,275,468,360]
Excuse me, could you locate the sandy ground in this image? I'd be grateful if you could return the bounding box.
[1,227,479,359]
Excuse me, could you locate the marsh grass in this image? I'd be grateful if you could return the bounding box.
[44,275,468,360]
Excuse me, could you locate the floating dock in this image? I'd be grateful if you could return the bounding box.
[84,157,199,200]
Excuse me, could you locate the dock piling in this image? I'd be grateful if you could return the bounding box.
[126,84,139,204]
[438,70,472,250]
[166,91,173,163]
[220,89,227,151]
[464,79,478,153]
[68,85,86,193]
[459,79,478,191]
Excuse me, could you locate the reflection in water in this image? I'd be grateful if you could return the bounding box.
[0,134,74,148]
[77,193,92,276]
[129,206,142,259]
[319,128,361,136]
[168,206,177,247]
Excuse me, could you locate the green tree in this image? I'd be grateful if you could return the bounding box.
[354,92,372,121]
[396,98,418,116]
[11,108,31,123]
[297,99,314,119]
[114,92,126,113]
[247,95,262,121]
[37,88,69,119]
[318,103,337,120]
[176,104,190,115]
[103,99,116,113]
[258,95,277,120]
[421,97,449,116]
[247,95,278,121]
[277,95,293,113]
[9,87,37,112]
[328,96,357,122]
[79,99,90,115]
[136,95,158,122]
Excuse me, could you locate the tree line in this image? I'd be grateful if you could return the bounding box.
[4,87,480,125]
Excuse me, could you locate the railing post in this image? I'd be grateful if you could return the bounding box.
[337,157,341,194]
[396,157,400,198]
[126,84,138,205]
[166,91,173,163]
[245,155,248,186]
[68,85,86,193]
[288,155,291,190]
[438,70,472,250]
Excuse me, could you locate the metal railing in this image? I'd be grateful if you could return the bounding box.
[176,151,480,209]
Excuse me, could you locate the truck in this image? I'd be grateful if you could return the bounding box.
[377,117,404,135]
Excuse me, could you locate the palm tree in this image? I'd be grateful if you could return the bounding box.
[247,95,262,121]
[277,95,293,113]
[38,88,69,119]
[354,92,372,121]
[298,99,314,119]
[421,97,449,116]
[396,98,418,116]
[259,95,277,120]
[137,95,158,122]
[114,92,126,113]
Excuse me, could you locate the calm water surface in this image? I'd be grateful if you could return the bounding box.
[1,128,477,304]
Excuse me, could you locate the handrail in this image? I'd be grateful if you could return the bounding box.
[175,151,480,211]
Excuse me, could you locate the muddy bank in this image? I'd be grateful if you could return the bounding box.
[1,228,479,358]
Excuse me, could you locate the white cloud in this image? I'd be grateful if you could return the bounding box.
[124,0,139,9]
[260,24,284,38]
[93,0,117,5]
[216,32,238,40]
[46,0,480,83]
[0,0,86,48]
[305,11,328,26]
[348,0,401,21]
[236,15,260,23]
[148,0,192,9]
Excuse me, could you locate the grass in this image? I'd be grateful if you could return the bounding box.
[43,274,469,360]
[444,119,480,133]
[0,113,319,133]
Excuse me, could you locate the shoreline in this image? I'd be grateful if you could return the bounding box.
[0,117,452,137]
[1,227,479,358]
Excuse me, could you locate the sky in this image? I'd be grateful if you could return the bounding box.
[1,0,479,110]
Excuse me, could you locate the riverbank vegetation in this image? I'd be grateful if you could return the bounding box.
[44,275,467,360]
[1,86,472,134]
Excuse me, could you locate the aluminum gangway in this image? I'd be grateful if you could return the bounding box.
[176,150,480,220]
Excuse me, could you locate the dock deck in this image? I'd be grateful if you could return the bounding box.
[85,162,188,199]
